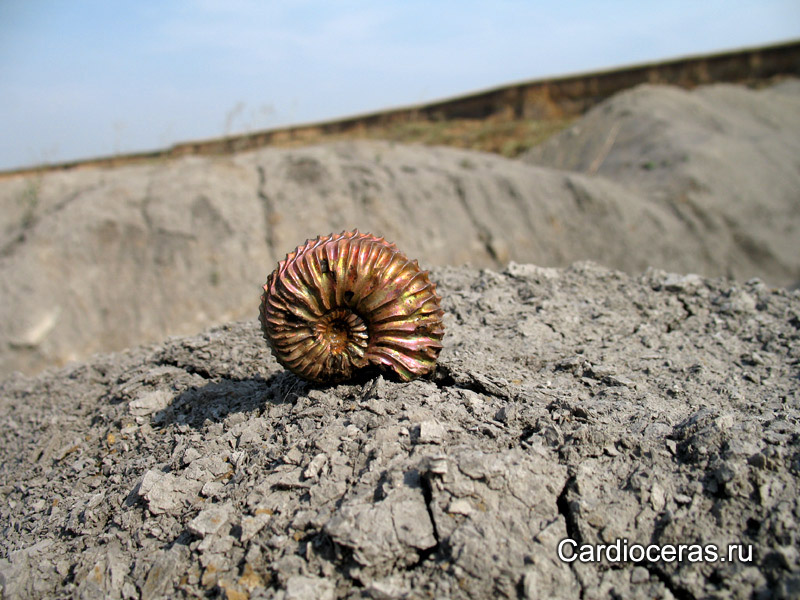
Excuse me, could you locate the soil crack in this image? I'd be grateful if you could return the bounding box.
[556,474,581,545]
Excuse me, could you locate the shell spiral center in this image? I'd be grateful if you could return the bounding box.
[315,309,368,357]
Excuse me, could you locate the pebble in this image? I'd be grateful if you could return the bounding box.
[188,503,233,538]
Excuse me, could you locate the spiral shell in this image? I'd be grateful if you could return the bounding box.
[259,231,445,383]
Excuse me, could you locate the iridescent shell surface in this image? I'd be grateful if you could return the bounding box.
[259,231,445,383]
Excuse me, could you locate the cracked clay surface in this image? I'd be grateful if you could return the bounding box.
[1,262,799,598]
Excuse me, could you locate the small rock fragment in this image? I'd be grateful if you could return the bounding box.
[604,444,620,457]
[183,447,202,466]
[662,273,703,293]
[283,446,304,465]
[141,548,182,599]
[201,481,225,498]
[303,453,328,480]
[447,499,473,515]
[325,490,436,569]
[238,562,264,592]
[240,510,271,542]
[650,483,666,512]
[129,390,171,416]
[138,470,181,515]
[417,420,446,444]
[420,455,448,476]
[284,575,334,600]
[189,503,232,538]
[494,405,517,423]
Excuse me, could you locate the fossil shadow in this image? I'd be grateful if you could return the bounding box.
[153,370,309,429]
[152,362,445,430]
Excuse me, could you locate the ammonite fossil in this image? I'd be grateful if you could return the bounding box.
[259,231,445,383]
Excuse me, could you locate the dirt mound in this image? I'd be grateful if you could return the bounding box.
[1,263,799,598]
[1,80,798,377]
[523,79,800,288]
[0,142,700,377]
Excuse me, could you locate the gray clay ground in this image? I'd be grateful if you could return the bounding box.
[1,262,799,599]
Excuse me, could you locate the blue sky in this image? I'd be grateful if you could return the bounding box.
[1,0,798,171]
